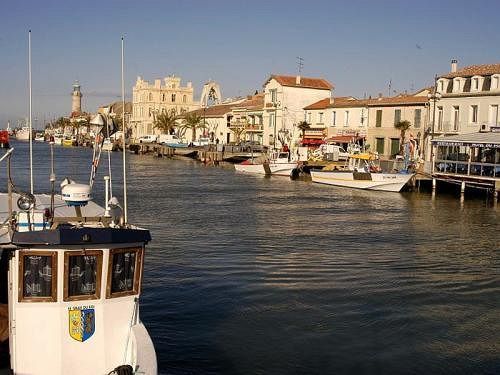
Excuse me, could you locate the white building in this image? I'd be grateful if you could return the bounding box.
[432,61,500,135]
[262,75,333,148]
[130,75,199,140]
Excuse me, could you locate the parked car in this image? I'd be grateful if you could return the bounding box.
[193,137,211,146]
[137,134,157,143]
[239,140,266,152]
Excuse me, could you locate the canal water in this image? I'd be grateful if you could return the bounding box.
[3,141,499,374]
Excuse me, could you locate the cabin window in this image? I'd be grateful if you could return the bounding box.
[19,251,57,302]
[64,251,103,301]
[106,247,143,298]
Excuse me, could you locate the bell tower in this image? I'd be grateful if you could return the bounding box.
[71,81,82,114]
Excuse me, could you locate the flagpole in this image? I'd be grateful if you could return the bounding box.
[29,30,34,195]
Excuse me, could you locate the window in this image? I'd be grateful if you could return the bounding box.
[472,78,479,91]
[64,251,103,301]
[106,247,143,298]
[19,251,57,302]
[414,109,421,128]
[390,138,400,157]
[394,109,401,125]
[471,105,478,123]
[439,81,444,92]
[437,106,443,131]
[307,112,312,123]
[149,93,153,101]
[376,137,385,155]
[171,94,176,102]
[453,106,460,131]
[183,95,187,103]
[318,112,323,123]
[491,105,499,125]
[376,110,382,127]
[270,89,277,103]
[269,113,275,129]
[332,111,336,126]
[162,94,165,102]
[344,111,349,127]
[492,76,499,90]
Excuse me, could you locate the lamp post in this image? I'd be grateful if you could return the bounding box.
[427,75,442,179]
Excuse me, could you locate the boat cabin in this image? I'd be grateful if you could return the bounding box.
[0,194,156,375]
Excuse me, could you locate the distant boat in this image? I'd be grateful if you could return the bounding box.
[310,153,414,192]
[15,127,31,141]
[34,132,45,142]
[62,136,75,147]
[0,130,10,148]
[234,150,297,177]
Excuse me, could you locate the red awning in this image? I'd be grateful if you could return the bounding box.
[301,138,325,146]
[325,135,365,143]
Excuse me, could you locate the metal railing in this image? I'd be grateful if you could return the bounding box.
[434,159,500,178]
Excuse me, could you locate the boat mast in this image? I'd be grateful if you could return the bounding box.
[28,30,34,195]
[121,36,128,224]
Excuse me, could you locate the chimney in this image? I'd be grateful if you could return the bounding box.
[378,93,382,99]
[451,59,458,73]
[296,75,301,85]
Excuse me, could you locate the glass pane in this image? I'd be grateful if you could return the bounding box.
[111,252,137,293]
[68,255,98,296]
[23,255,53,297]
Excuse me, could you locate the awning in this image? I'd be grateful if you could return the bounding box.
[301,138,325,146]
[325,135,365,143]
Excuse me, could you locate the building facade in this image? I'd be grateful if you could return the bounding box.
[130,75,199,140]
[262,75,333,148]
[431,61,500,136]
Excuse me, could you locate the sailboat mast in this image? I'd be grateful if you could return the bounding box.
[28,30,34,194]
[121,36,128,224]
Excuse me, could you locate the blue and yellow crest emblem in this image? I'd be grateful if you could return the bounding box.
[68,306,95,342]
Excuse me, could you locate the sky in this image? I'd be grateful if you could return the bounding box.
[1,0,499,128]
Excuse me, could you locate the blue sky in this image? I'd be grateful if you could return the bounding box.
[1,0,499,127]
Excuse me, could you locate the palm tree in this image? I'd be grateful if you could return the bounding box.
[297,121,310,138]
[153,109,178,135]
[181,112,205,142]
[394,120,412,154]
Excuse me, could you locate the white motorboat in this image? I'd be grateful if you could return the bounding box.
[234,150,297,177]
[34,132,45,142]
[14,127,31,141]
[310,153,414,192]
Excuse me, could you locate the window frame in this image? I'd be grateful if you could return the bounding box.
[63,250,103,302]
[106,247,144,299]
[18,250,58,303]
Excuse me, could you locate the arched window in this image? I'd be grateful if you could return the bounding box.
[171,94,176,102]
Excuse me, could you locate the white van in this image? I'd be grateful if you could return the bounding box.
[137,134,157,143]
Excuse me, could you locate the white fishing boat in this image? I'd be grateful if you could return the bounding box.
[310,153,414,192]
[0,32,157,375]
[234,150,297,177]
[15,127,31,141]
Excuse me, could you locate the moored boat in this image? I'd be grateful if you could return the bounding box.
[234,150,297,177]
[310,153,414,192]
[14,127,31,141]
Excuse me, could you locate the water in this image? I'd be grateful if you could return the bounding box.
[3,141,500,374]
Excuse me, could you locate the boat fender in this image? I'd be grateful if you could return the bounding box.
[107,364,134,375]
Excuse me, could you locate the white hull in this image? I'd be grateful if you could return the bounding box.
[234,163,265,174]
[311,170,414,192]
[15,129,31,141]
[268,162,297,177]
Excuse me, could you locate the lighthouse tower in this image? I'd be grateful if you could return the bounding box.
[71,81,82,114]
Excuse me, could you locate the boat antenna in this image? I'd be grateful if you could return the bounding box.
[28,30,34,195]
[121,36,128,224]
[49,136,55,217]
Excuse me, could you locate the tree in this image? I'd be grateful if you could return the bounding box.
[180,112,205,142]
[394,120,412,154]
[297,121,310,138]
[153,109,178,135]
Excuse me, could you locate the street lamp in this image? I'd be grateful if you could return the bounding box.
[427,75,443,173]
